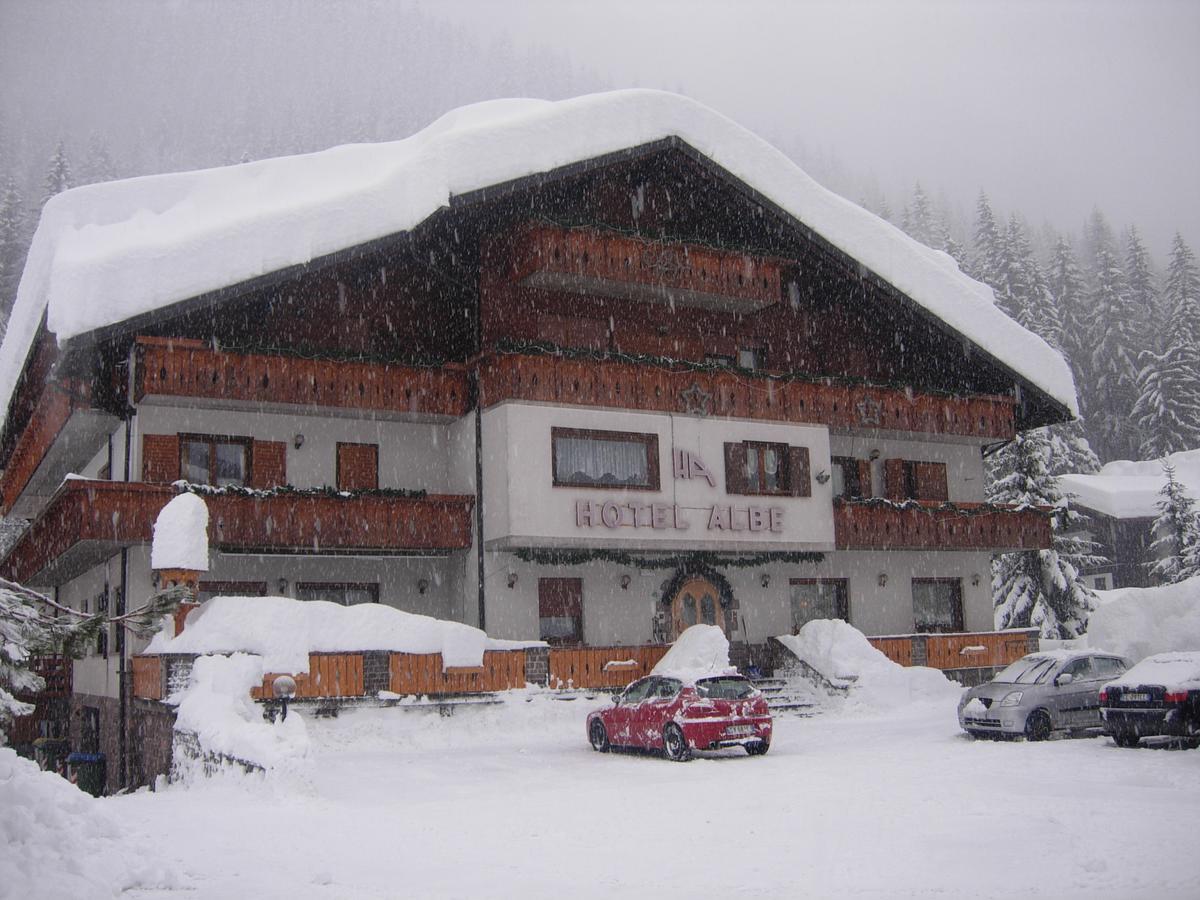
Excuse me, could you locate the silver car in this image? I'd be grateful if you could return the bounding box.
[958,651,1129,741]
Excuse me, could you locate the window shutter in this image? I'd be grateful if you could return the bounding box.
[337,443,379,491]
[250,440,287,489]
[724,442,748,494]
[142,434,180,482]
[883,459,906,500]
[913,462,949,502]
[788,445,811,497]
[856,460,873,498]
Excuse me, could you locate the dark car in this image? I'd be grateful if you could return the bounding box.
[587,673,772,761]
[1100,651,1200,748]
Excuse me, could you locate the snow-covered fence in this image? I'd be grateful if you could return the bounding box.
[547,645,670,689]
[867,628,1038,673]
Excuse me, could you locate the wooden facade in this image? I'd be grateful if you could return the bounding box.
[834,500,1051,552]
[0,380,90,515]
[546,645,671,689]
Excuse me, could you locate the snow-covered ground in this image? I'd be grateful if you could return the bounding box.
[60,692,1197,900]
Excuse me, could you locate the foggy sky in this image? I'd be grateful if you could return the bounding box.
[1,0,1196,258]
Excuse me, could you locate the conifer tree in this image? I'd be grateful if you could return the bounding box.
[1047,237,1089,379]
[0,175,26,327]
[970,191,1006,291]
[1163,233,1200,348]
[0,582,75,730]
[989,428,1102,638]
[41,141,74,206]
[1124,226,1158,347]
[903,182,948,251]
[1147,461,1200,584]
[79,136,118,185]
[1082,243,1139,460]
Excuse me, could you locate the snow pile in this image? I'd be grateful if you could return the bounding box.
[776,620,961,710]
[1087,576,1200,663]
[651,624,737,681]
[145,595,539,673]
[0,748,179,899]
[1059,448,1200,519]
[150,492,209,571]
[171,653,310,781]
[0,90,1076,431]
[1107,651,1200,691]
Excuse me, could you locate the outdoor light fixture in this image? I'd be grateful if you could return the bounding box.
[293,433,305,449]
[814,469,830,484]
[507,572,518,589]
[869,449,881,461]
[877,573,888,587]
[277,577,289,595]
[971,573,982,587]
[272,675,297,722]
[417,578,430,595]
[620,574,632,590]
[760,573,771,589]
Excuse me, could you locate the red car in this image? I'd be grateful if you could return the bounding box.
[587,673,772,761]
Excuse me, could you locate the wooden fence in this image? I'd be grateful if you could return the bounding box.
[132,656,163,701]
[250,653,365,700]
[547,645,670,689]
[389,650,526,695]
[868,629,1038,671]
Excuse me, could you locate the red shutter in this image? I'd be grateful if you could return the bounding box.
[250,440,287,489]
[913,462,949,502]
[856,460,874,498]
[337,443,379,491]
[788,445,811,497]
[883,459,906,500]
[724,442,748,494]
[142,435,180,483]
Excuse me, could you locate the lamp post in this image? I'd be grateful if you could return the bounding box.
[272,675,297,722]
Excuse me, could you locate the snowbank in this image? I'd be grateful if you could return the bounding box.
[1087,576,1200,663]
[650,624,736,681]
[776,620,961,710]
[0,90,1076,431]
[145,595,539,674]
[0,748,179,899]
[1059,448,1200,519]
[171,653,309,780]
[150,492,209,571]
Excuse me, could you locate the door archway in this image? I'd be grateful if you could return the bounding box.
[669,576,725,638]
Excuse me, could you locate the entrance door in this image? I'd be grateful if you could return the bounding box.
[670,577,724,638]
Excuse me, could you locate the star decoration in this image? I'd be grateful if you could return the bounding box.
[856,396,883,426]
[680,382,713,416]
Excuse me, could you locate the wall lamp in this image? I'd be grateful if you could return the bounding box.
[877,573,888,587]
[293,433,305,449]
[620,574,632,590]
[507,572,518,589]
[417,578,430,595]
[760,573,771,589]
[971,573,982,587]
[276,577,289,595]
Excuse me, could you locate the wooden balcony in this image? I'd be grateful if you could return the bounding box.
[134,336,469,419]
[834,500,1051,552]
[476,352,1016,440]
[869,629,1040,673]
[510,224,784,313]
[0,480,475,586]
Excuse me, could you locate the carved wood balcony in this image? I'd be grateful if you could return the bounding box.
[0,480,475,586]
[476,352,1017,440]
[134,336,469,419]
[833,500,1051,552]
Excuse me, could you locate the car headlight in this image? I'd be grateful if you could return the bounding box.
[998,691,1024,707]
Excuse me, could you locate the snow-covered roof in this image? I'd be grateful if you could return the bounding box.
[1059,448,1200,519]
[150,492,209,572]
[0,90,1078,430]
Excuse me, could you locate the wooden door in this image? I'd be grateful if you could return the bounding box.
[670,577,724,638]
[337,442,379,491]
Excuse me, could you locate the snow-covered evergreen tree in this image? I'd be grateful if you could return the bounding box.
[79,136,118,186]
[989,428,1101,638]
[902,182,948,251]
[969,191,1006,295]
[1163,233,1200,348]
[1047,237,1089,378]
[1124,226,1158,348]
[0,581,73,733]
[1082,242,1139,460]
[0,175,26,327]
[41,141,74,207]
[1147,461,1200,584]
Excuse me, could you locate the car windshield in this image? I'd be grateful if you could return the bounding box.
[695,677,755,699]
[992,656,1059,685]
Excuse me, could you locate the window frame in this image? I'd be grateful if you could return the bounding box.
[178,433,252,488]
[538,576,584,646]
[788,578,850,630]
[742,440,791,495]
[830,456,867,500]
[550,427,661,491]
[337,441,380,491]
[294,582,380,606]
[911,577,964,634]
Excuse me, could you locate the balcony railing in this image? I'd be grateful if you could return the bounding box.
[834,500,1051,552]
[134,336,469,419]
[476,352,1016,440]
[0,480,475,586]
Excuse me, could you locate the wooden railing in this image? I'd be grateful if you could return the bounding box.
[0,480,475,585]
[868,629,1039,671]
[0,382,84,515]
[835,500,1051,552]
[476,352,1017,440]
[547,645,671,689]
[389,650,526,694]
[135,336,469,418]
[251,653,366,700]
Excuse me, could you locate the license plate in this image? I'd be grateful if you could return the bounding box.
[724,725,754,736]
[1123,693,1150,703]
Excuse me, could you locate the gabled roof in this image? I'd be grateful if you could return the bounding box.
[0,90,1077,430]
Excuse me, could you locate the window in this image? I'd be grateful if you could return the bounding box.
[337,442,379,491]
[704,353,735,367]
[737,347,765,370]
[197,581,268,602]
[180,434,250,487]
[1092,656,1126,678]
[790,579,849,630]
[1091,574,1111,591]
[883,459,949,502]
[725,441,810,496]
[295,583,378,605]
[911,578,964,633]
[831,456,869,500]
[1060,657,1094,680]
[539,577,583,645]
[551,428,659,490]
[620,677,658,705]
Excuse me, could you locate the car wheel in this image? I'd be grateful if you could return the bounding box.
[589,720,610,753]
[663,723,692,762]
[1112,732,1140,748]
[745,740,770,756]
[1024,710,1052,742]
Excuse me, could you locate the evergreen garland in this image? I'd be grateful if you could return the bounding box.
[511,547,823,569]
[176,481,428,500]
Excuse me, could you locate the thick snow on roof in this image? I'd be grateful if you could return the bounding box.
[145,595,540,674]
[1088,575,1200,663]
[1059,448,1200,519]
[0,90,1077,429]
